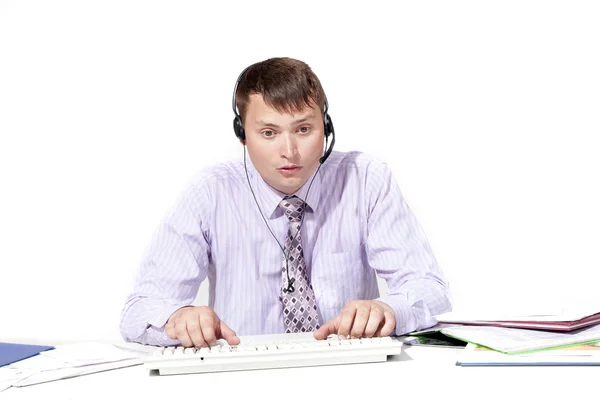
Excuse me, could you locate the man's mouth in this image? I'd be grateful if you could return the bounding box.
[278,165,302,175]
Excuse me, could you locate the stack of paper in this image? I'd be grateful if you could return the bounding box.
[435,323,600,354]
[0,368,36,392]
[0,342,145,391]
[456,342,600,366]
[435,308,600,331]
[409,307,600,366]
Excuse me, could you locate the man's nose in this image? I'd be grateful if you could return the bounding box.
[280,133,297,159]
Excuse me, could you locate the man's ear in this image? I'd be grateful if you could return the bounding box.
[240,139,246,146]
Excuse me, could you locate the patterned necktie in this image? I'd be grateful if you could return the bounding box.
[278,195,320,333]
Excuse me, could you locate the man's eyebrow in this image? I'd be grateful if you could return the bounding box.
[256,120,280,128]
[291,116,316,125]
[255,115,316,128]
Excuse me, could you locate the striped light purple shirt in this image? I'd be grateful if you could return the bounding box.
[120,150,452,346]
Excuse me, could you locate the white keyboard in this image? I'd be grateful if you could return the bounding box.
[144,333,402,375]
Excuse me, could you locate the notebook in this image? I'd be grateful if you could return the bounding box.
[0,342,54,368]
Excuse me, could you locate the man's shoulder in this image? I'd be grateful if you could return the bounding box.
[325,150,390,175]
[187,158,246,188]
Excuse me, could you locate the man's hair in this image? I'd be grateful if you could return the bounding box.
[235,57,327,122]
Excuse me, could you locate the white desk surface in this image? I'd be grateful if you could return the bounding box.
[2,344,597,400]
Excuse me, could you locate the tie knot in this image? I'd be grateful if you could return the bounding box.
[279,196,305,222]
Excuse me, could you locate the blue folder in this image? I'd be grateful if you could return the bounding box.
[0,342,55,367]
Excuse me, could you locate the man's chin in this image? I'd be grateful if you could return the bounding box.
[273,178,306,195]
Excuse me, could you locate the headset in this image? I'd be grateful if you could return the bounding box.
[231,64,336,294]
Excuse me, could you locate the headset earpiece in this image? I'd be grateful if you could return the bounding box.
[324,112,334,139]
[320,103,335,164]
[232,66,251,142]
[233,115,245,141]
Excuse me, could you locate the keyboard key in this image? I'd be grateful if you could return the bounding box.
[174,347,185,356]
[220,345,231,353]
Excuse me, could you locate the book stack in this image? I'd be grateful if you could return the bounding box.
[410,308,600,366]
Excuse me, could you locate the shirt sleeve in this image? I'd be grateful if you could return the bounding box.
[119,181,211,346]
[365,162,452,335]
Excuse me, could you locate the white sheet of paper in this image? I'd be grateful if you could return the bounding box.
[43,342,139,366]
[0,368,36,392]
[6,352,67,371]
[12,359,141,387]
[6,342,138,371]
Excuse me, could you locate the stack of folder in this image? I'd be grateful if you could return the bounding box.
[409,308,600,366]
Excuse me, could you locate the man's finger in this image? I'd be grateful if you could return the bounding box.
[313,317,339,340]
[199,313,218,346]
[379,310,396,337]
[186,316,207,348]
[174,321,194,348]
[337,305,358,337]
[350,305,370,338]
[219,321,241,345]
[363,308,384,338]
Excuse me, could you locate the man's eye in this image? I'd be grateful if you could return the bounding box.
[298,126,310,133]
[262,130,275,137]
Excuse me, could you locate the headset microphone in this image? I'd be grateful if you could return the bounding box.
[282,277,296,293]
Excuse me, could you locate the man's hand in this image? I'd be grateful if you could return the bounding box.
[165,306,240,348]
[313,300,396,340]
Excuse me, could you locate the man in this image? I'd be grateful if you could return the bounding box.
[119,57,451,348]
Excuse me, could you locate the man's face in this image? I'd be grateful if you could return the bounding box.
[243,94,325,194]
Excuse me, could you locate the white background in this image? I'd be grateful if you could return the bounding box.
[1,1,599,346]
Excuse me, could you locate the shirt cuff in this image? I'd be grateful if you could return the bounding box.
[147,302,191,329]
[376,294,438,336]
[141,302,192,347]
[375,294,437,336]
[144,325,182,347]
[375,295,415,335]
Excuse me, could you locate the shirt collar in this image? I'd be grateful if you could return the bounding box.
[245,156,323,219]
